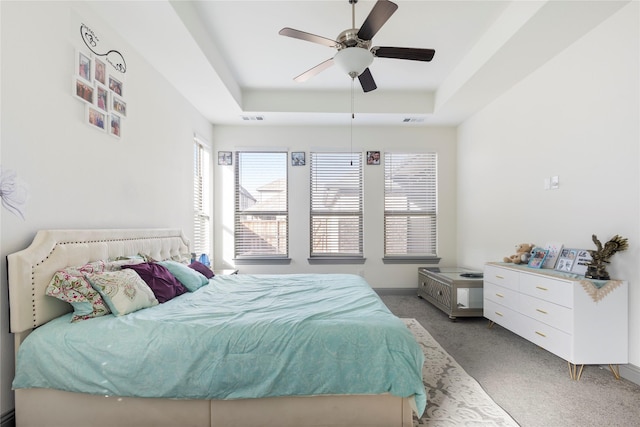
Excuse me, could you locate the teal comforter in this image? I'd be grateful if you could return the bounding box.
[13,274,426,413]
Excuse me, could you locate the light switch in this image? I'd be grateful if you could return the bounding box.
[551,176,559,189]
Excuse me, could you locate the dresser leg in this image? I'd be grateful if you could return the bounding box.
[486,320,494,328]
[568,362,584,380]
[609,364,621,380]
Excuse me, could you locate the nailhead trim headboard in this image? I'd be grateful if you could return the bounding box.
[8,229,190,333]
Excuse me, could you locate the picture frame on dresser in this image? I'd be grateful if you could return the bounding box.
[571,250,592,275]
[528,247,548,268]
[555,248,577,272]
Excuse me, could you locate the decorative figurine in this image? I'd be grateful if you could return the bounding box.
[585,234,628,280]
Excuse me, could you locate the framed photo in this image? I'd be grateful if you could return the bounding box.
[111,95,127,117]
[571,250,592,275]
[291,152,305,166]
[528,247,548,269]
[108,75,124,97]
[109,114,121,138]
[76,49,92,83]
[95,84,109,112]
[85,105,107,132]
[94,57,107,86]
[542,242,563,269]
[218,151,232,166]
[73,76,94,104]
[366,151,380,165]
[555,248,577,272]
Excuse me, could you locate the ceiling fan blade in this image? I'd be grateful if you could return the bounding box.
[279,27,339,48]
[372,46,436,62]
[357,0,398,41]
[293,58,335,83]
[358,68,377,92]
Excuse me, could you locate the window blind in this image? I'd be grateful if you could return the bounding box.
[235,151,288,258]
[310,152,363,257]
[193,140,211,257]
[384,152,437,257]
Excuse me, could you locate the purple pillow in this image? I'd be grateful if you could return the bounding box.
[189,260,215,279]
[122,263,187,303]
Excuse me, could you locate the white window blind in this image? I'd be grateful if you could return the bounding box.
[193,140,211,258]
[384,152,437,257]
[235,151,288,258]
[310,152,363,257]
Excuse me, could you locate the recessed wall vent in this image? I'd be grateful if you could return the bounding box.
[402,117,425,123]
[241,115,265,121]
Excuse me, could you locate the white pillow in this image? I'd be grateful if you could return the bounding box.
[85,270,158,316]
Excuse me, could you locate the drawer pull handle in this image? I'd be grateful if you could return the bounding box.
[495,275,505,279]
[437,290,443,296]
[495,293,504,298]
[535,331,547,338]
[494,311,503,317]
[536,308,548,314]
[536,286,548,291]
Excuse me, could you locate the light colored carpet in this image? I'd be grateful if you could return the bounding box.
[403,318,520,427]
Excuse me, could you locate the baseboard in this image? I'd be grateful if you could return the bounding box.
[375,288,417,296]
[619,363,640,386]
[1,409,15,427]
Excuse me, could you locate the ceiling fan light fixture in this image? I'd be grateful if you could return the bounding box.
[334,47,373,78]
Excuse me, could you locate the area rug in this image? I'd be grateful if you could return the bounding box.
[403,318,520,427]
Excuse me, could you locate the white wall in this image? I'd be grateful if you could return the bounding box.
[211,125,458,287]
[457,3,640,368]
[0,1,213,415]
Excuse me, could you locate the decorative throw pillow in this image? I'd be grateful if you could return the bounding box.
[85,270,158,316]
[45,261,111,322]
[188,260,215,279]
[121,263,187,303]
[158,260,209,292]
[104,257,146,271]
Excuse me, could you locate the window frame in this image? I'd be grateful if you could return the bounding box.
[233,150,290,265]
[308,151,365,264]
[382,151,440,264]
[193,137,211,260]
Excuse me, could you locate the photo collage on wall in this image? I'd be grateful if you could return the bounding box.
[73,49,127,138]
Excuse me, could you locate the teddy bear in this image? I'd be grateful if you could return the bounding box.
[503,243,535,264]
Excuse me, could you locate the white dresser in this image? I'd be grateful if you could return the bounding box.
[484,262,628,379]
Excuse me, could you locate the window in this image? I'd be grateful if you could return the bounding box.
[384,152,437,259]
[234,151,288,260]
[193,138,211,258]
[310,152,363,260]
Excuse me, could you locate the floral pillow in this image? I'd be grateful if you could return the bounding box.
[45,261,111,322]
[85,269,158,316]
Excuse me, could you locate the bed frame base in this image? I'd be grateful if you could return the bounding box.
[16,389,413,427]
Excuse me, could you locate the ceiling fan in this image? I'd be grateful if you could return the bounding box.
[279,0,435,93]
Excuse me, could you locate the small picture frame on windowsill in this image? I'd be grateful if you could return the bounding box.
[218,151,232,165]
[291,152,305,166]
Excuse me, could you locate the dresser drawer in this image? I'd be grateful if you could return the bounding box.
[484,265,519,289]
[520,293,573,333]
[484,282,519,311]
[484,299,522,336]
[520,316,571,361]
[520,273,573,308]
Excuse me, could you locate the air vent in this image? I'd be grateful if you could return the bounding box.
[241,115,264,121]
[402,117,425,123]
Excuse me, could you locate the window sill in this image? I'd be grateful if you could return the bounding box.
[233,258,291,265]
[382,256,441,264]
[308,257,366,265]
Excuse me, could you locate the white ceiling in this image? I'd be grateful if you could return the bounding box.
[88,0,630,127]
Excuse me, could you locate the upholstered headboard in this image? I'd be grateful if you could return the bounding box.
[8,229,190,335]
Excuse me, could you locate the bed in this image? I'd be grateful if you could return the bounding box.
[8,228,426,427]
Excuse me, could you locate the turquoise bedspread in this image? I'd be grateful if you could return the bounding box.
[13,274,426,413]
